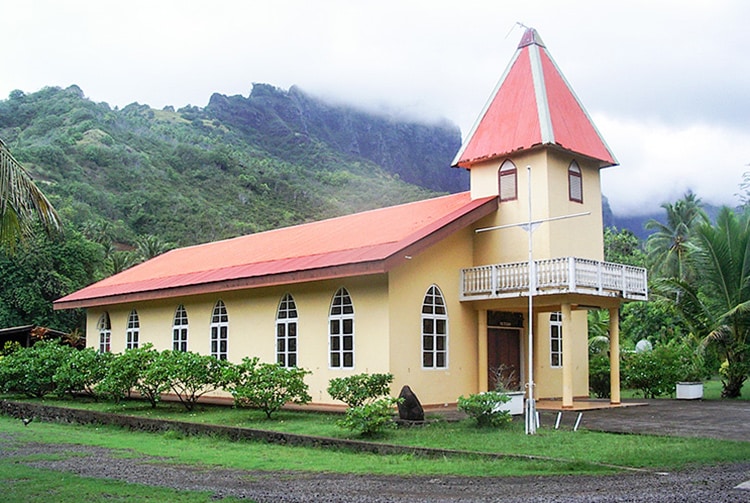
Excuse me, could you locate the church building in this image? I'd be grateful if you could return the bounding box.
[55,28,647,408]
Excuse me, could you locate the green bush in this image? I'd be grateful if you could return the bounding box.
[95,347,148,402]
[131,345,172,408]
[589,355,611,399]
[0,341,73,398]
[622,341,704,398]
[457,392,512,428]
[327,373,393,407]
[53,347,112,398]
[328,373,399,436]
[228,357,311,418]
[157,350,233,411]
[338,397,400,436]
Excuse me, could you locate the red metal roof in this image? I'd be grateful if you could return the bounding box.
[453,28,616,169]
[54,193,497,309]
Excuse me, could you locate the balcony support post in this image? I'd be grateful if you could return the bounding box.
[561,303,574,408]
[478,310,488,393]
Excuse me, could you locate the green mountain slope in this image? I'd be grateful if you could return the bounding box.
[0,84,466,247]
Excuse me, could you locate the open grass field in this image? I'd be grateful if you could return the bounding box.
[2,390,749,502]
[4,393,749,472]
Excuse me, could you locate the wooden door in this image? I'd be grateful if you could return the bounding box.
[487,328,521,390]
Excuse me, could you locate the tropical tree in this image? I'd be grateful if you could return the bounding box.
[0,138,61,252]
[645,191,707,282]
[664,207,750,397]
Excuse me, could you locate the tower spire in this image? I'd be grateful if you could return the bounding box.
[452,28,617,169]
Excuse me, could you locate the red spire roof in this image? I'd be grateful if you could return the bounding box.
[453,28,617,169]
[54,193,497,309]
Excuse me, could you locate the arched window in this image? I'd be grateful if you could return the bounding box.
[97,313,111,353]
[568,160,583,203]
[550,312,563,368]
[498,159,518,202]
[329,288,354,369]
[172,305,189,352]
[276,294,298,367]
[210,300,229,360]
[422,285,448,368]
[125,309,140,350]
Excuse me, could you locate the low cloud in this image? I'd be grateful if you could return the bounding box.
[598,114,746,216]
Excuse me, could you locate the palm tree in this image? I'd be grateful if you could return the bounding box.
[667,207,750,398]
[0,138,61,252]
[135,234,174,261]
[645,191,708,282]
[587,309,610,356]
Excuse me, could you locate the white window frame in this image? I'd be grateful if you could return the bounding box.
[97,312,111,353]
[125,309,140,350]
[550,312,563,368]
[421,285,448,369]
[210,300,229,360]
[172,304,189,352]
[568,160,583,203]
[498,159,518,202]
[329,288,354,369]
[276,293,298,367]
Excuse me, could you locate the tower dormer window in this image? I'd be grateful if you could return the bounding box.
[498,160,518,202]
[568,161,583,203]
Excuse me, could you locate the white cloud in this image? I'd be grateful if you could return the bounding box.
[598,115,747,215]
[1,1,749,215]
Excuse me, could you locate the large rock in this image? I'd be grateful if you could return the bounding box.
[397,385,424,421]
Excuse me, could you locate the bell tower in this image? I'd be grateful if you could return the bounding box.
[452,27,617,264]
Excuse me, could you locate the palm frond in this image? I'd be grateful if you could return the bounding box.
[0,138,61,251]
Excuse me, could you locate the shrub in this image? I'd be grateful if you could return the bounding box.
[622,341,701,398]
[157,350,233,411]
[2,341,21,356]
[0,341,73,397]
[53,347,112,398]
[96,348,148,402]
[228,357,311,418]
[131,345,172,408]
[338,398,401,436]
[457,392,512,428]
[327,373,393,407]
[589,355,611,399]
[328,373,400,436]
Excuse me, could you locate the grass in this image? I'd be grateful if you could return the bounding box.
[4,394,749,473]
[1,394,748,503]
[0,414,605,478]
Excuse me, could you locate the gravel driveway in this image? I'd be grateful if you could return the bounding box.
[2,434,749,502]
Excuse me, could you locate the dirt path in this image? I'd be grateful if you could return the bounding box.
[2,434,749,502]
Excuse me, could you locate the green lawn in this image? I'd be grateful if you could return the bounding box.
[3,394,749,473]
[2,394,749,503]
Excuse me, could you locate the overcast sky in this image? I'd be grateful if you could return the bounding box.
[2,0,748,216]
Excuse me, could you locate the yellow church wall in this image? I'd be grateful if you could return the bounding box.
[386,227,479,405]
[85,275,392,405]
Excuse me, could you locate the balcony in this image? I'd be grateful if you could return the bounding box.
[460,257,648,302]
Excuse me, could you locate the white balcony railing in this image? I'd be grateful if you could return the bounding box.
[460,257,648,302]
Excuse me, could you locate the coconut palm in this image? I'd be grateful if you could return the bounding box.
[587,309,610,356]
[666,207,750,398]
[0,138,61,252]
[645,191,707,282]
